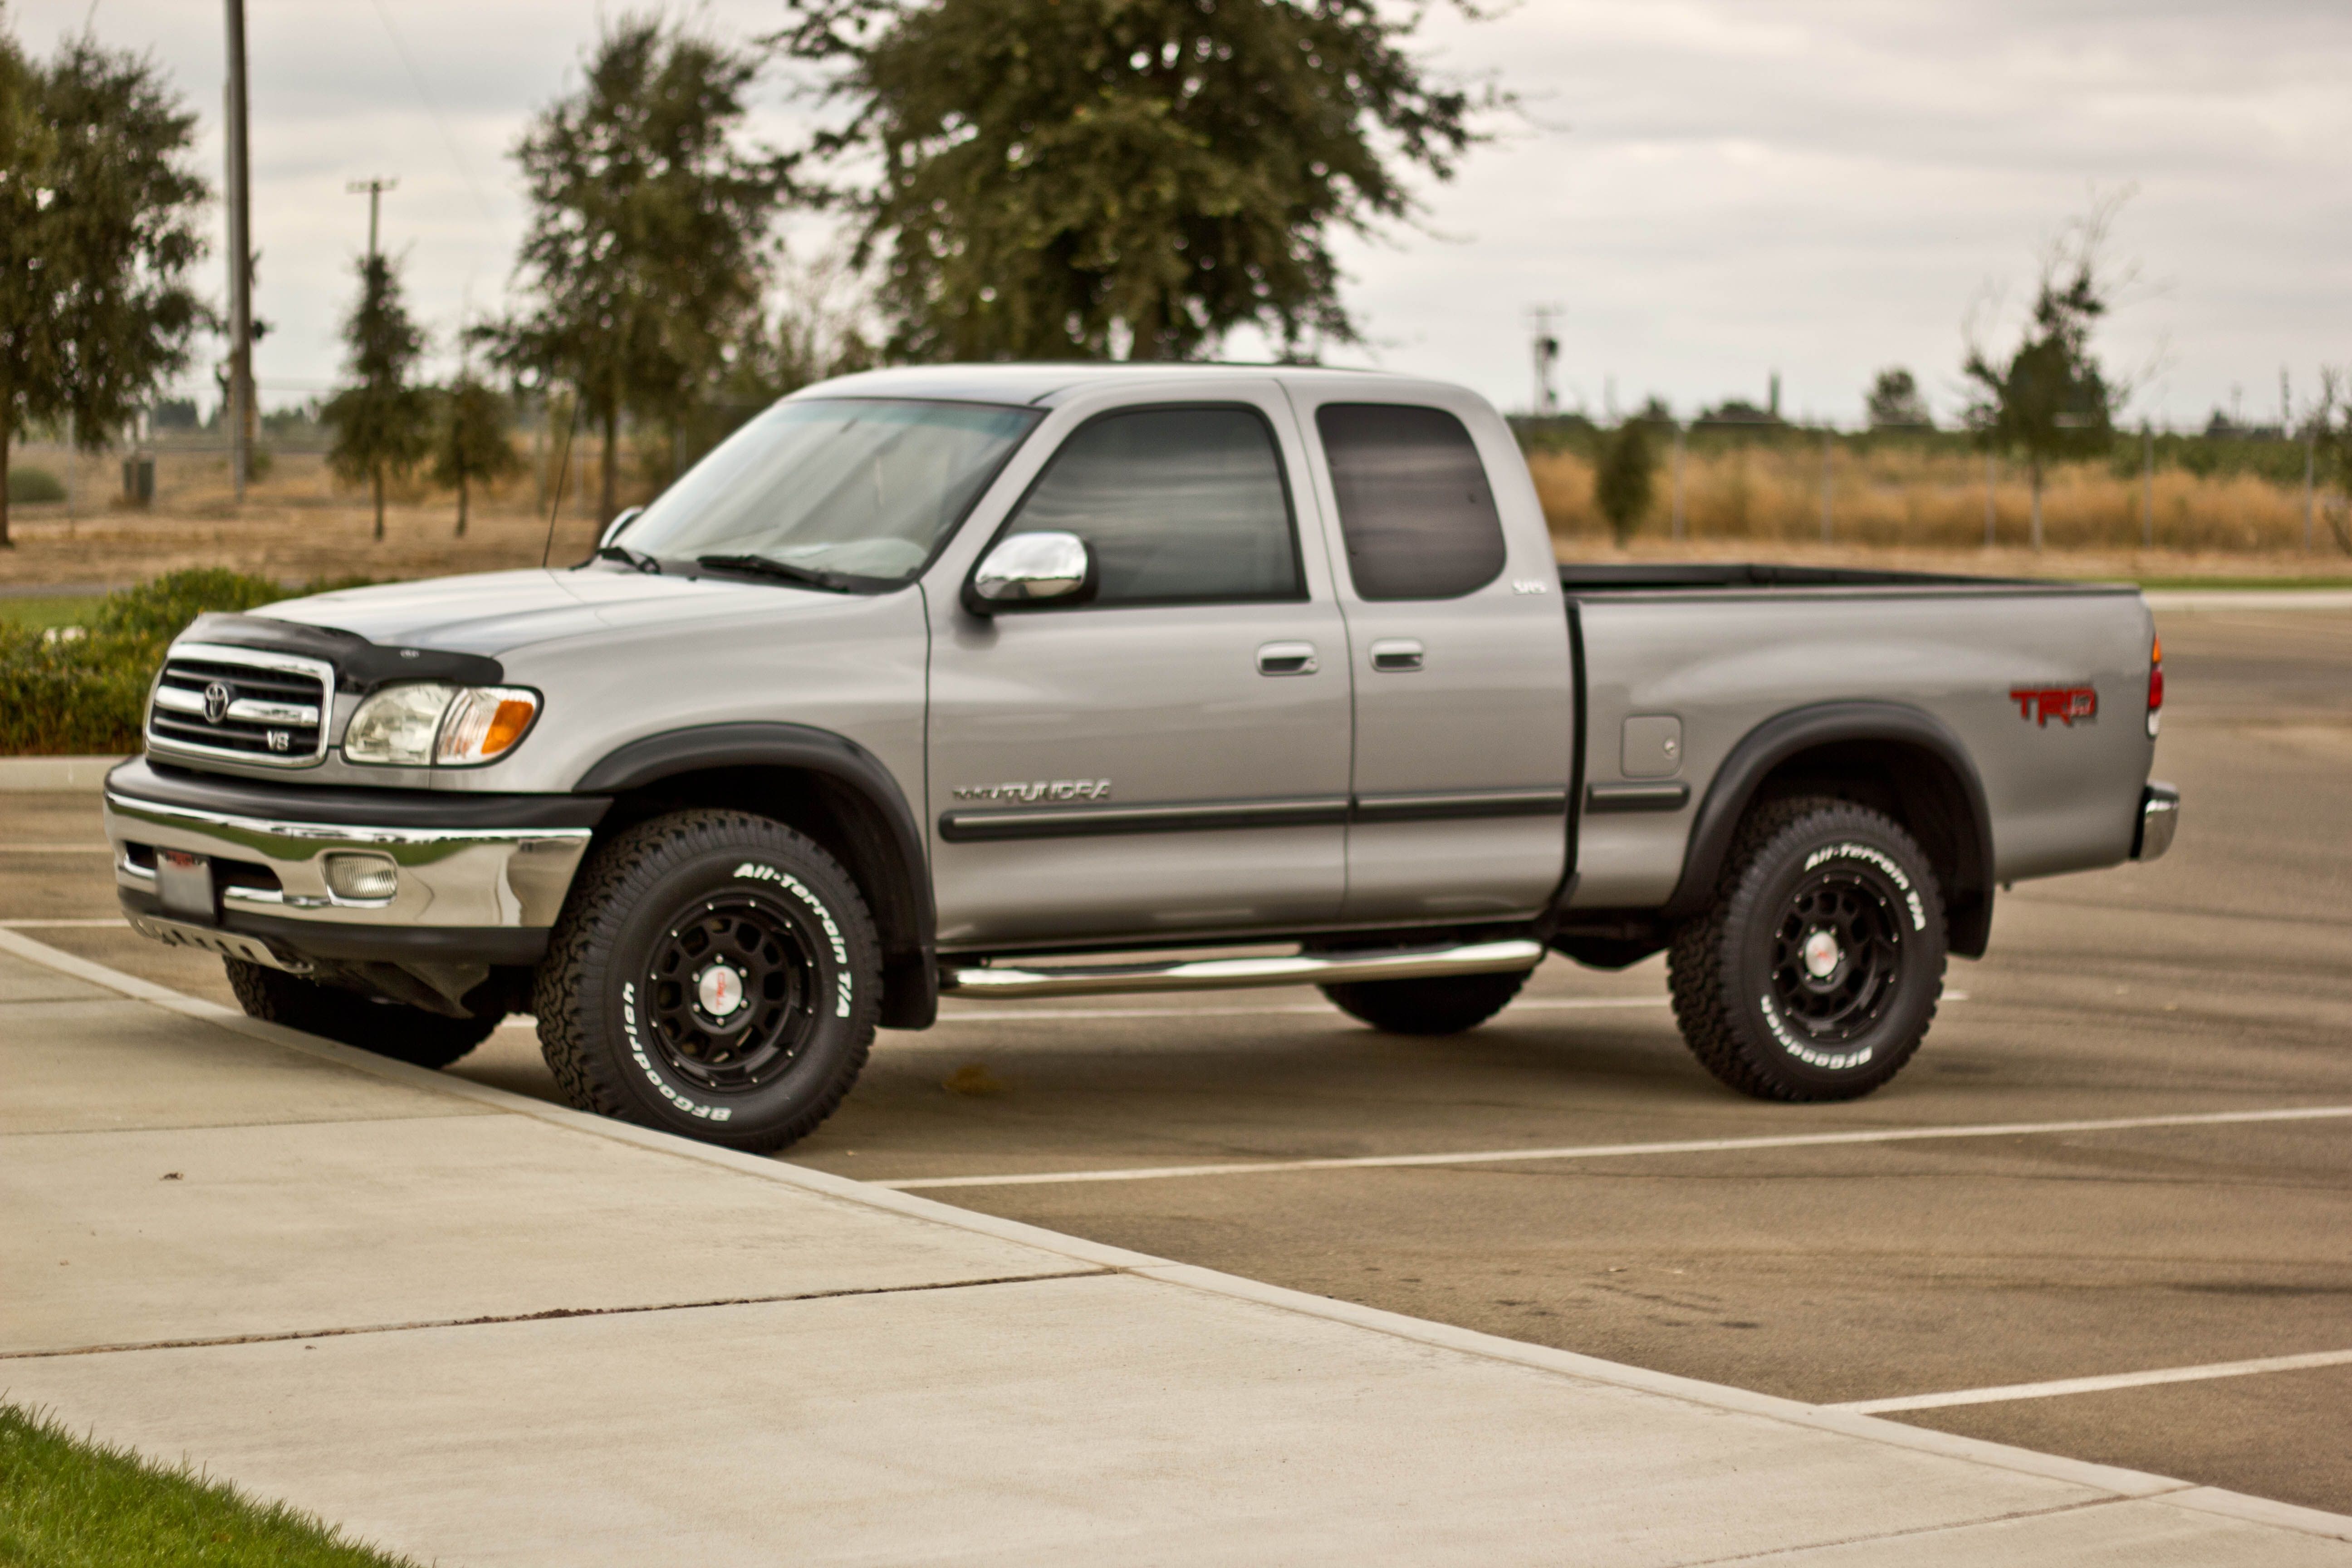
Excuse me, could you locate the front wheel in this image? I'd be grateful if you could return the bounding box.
[534,809,881,1153]
[225,959,499,1069]
[1667,798,1945,1101]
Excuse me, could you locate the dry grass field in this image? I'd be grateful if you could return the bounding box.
[4,436,2346,592]
[1526,443,2351,559]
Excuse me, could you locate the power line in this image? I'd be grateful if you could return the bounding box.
[367,0,498,227]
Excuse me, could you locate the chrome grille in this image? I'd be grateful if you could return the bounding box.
[147,641,334,767]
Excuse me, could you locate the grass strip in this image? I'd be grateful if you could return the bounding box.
[0,1402,421,1567]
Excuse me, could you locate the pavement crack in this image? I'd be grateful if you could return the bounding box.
[0,1268,1113,1361]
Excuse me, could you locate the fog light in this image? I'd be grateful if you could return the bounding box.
[323,853,399,901]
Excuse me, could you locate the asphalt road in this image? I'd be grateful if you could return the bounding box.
[9,605,2347,1514]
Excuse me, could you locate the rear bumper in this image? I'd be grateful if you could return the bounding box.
[2131,781,2180,862]
[103,758,602,972]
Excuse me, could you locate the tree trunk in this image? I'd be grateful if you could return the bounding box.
[599,401,619,525]
[372,467,386,541]
[2029,459,2044,552]
[456,472,469,538]
[0,420,12,549]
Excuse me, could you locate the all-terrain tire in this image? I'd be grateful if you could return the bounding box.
[225,958,499,1069]
[534,809,881,1153]
[1320,970,1529,1036]
[1667,797,1945,1102]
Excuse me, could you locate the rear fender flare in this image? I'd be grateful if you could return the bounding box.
[1661,701,1995,957]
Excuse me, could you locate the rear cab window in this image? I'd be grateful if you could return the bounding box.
[1315,403,1508,601]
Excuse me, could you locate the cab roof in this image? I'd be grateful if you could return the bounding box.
[794,362,1427,408]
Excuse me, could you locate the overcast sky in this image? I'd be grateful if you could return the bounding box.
[18,0,2351,429]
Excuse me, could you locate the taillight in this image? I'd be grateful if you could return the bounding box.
[2146,637,2163,738]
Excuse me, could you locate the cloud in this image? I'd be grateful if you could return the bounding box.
[17,0,2350,427]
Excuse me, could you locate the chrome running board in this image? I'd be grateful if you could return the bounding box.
[939,938,1544,1000]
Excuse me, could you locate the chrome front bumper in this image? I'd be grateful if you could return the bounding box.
[2132,781,2180,862]
[103,789,594,965]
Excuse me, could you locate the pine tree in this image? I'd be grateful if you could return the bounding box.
[431,370,523,537]
[0,29,209,547]
[322,254,432,540]
[484,18,789,523]
[777,0,1494,361]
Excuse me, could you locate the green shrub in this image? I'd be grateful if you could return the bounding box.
[7,464,67,504]
[0,569,376,755]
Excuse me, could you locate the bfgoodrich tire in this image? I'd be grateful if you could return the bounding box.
[1667,798,1945,1102]
[225,958,499,1069]
[1320,970,1529,1036]
[534,809,881,1153]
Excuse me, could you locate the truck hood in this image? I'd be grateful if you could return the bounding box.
[260,567,844,656]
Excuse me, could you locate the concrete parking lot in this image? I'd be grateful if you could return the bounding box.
[8,603,2347,1514]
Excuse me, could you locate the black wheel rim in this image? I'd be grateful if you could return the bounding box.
[641,894,820,1093]
[1768,868,1903,1045]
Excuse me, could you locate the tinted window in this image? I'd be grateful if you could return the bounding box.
[1317,404,1507,600]
[1003,407,1300,605]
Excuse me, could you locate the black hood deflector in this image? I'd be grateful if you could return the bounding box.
[182,613,506,692]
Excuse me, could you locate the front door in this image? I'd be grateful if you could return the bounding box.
[926,389,1352,951]
[1291,390,1575,925]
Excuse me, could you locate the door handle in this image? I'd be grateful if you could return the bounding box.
[1369,637,1424,672]
[1256,641,1319,676]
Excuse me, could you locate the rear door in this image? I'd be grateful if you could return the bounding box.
[925,384,1353,950]
[1289,386,1575,924]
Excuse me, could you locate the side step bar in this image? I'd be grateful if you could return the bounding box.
[939,938,1544,1001]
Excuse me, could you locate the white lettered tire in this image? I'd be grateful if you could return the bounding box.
[535,809,882,1152]
[1668,798,1946,1101]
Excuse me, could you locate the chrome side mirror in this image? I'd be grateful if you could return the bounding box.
[598,506,645,549]
[968,531,1095,612]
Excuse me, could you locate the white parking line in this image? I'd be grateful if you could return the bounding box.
[1835,1348,2352,1414]
[877,1103,2352,1191]
[931,996,1676,1023]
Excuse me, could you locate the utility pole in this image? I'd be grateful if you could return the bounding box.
[1819,427,1834,545]
[1671,426,1686,542]
[223,0,255,502]
[1983,451,1997,548]
[1526,305,1562,417]
[2141,423,2154,551]
[347,177,397,260]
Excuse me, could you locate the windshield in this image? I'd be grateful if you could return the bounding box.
[617,397,1041,585]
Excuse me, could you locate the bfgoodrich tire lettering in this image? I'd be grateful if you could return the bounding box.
[535,809,881,1152]
[1668,798,1945,1101]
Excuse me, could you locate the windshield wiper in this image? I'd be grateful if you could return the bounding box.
[693,554,858,593]
[594,544,663,574]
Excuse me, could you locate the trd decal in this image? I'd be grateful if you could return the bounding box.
[2010,686,2097,726]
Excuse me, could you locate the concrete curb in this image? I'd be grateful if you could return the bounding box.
[0,756,127,791]
[4,922,2349,1548]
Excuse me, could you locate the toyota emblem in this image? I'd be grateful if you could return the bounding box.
[202,681,232,724]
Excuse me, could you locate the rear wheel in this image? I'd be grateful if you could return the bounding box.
[1667,798,1945,1101]
[1320,970,1529,1036]
[225,959,499,1069]
[534,809,881,1153]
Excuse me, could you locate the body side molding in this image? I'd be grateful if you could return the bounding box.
[1660,701,1996,957]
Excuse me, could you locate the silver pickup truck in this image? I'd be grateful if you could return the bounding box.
[103,364,2178,1150]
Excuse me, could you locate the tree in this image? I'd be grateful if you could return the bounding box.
[431,369,523,537]
[1963,204,2124,549]
[0,29,209,547]
[485,17,789,524]
[1593,421,1656,547]
[777,0,1494,362]
[1866,368,1930,429]
[322,254,432,540]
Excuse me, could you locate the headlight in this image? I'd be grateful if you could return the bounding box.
[344,683,540,767]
